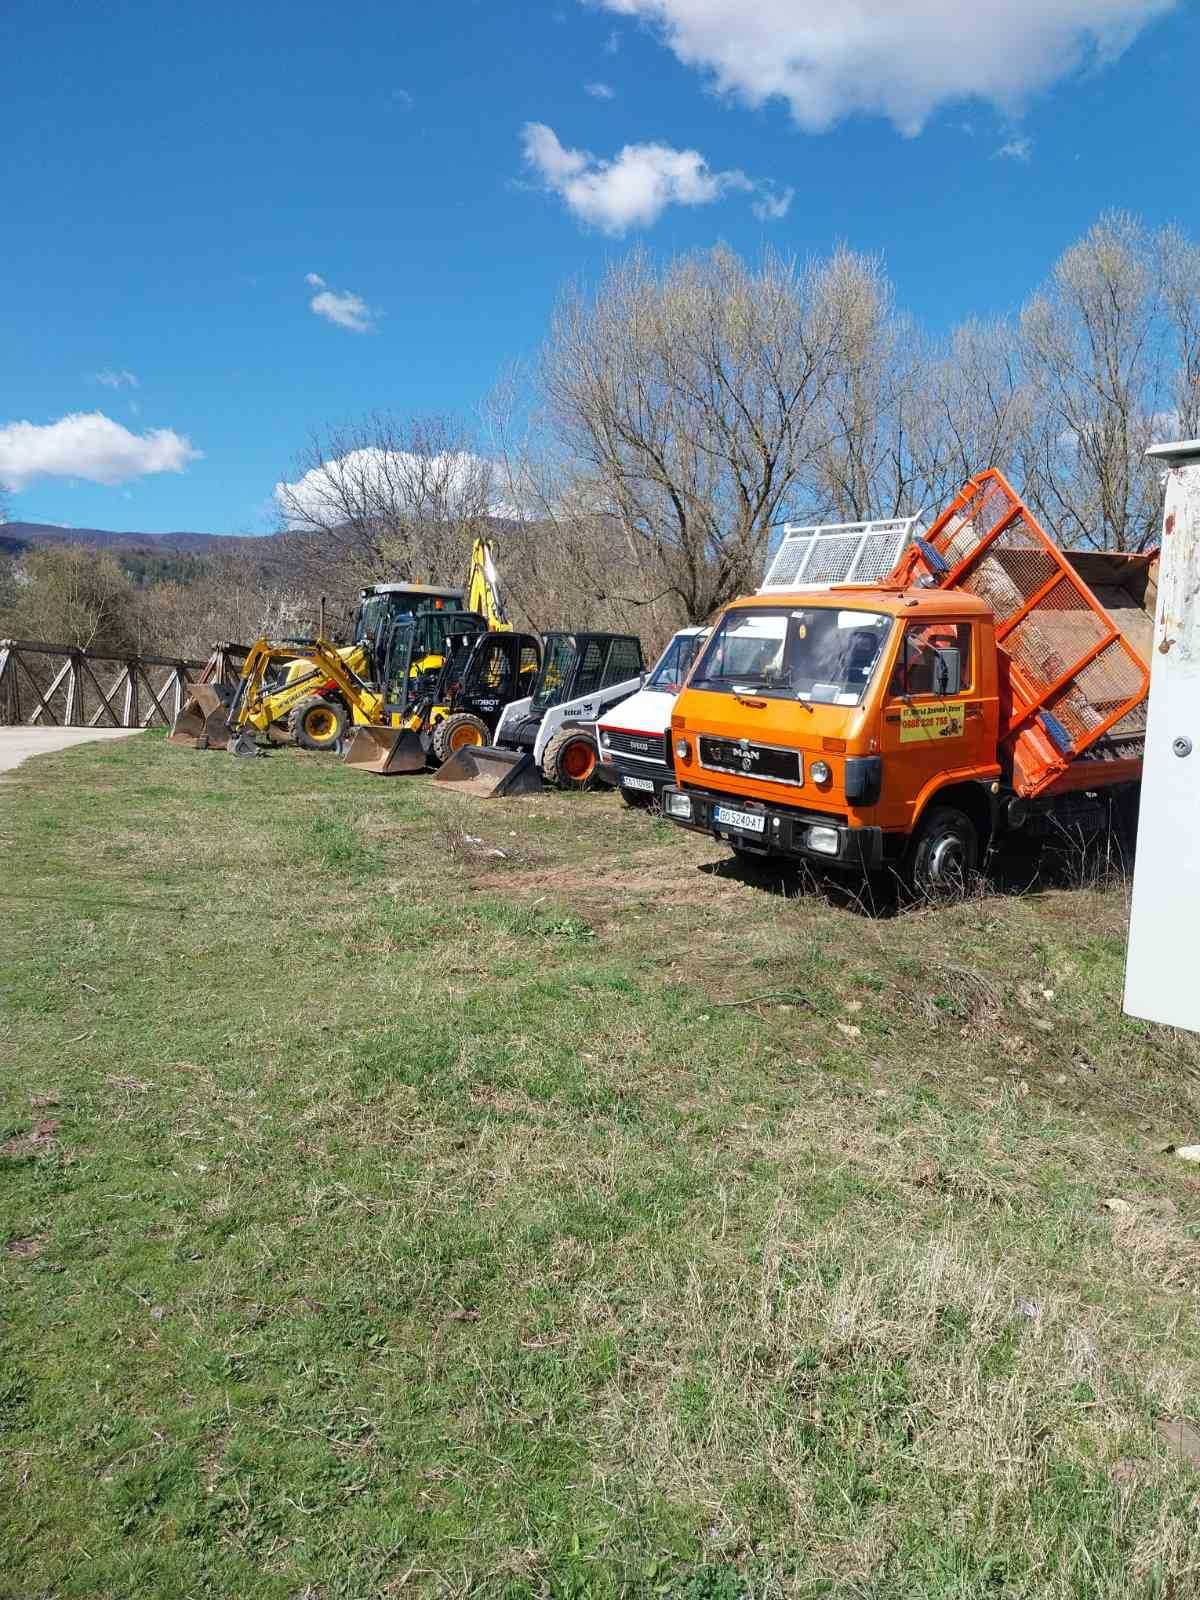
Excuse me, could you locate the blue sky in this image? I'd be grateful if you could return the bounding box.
[2,0,1196,535]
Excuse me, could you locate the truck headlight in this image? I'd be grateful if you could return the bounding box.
[806,825,840,856]
[665,791,693,820]
[674,737,691,761]
[810,759,831,786]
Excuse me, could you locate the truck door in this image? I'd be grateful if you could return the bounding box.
[878,621,991,831]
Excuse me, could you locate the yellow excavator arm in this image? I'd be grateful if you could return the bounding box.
[466,538,510,631]
[232,637,383,736]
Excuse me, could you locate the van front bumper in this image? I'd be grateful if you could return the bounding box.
[661,785,883,869]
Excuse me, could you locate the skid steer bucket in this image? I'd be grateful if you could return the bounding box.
[168,684,232,750]
[343,725,428,776]
[434,744,543,797]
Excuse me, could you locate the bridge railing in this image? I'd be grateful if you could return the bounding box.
[0,639,248,728]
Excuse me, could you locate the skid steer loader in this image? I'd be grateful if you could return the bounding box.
[435,631,644,797]
[343,626,541,775]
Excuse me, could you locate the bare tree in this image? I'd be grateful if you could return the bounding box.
[1017,213,1173,551]
[275,412,495,594]
[3,545,141,654]
[534,245,847,625]
[1160,225,1200,441]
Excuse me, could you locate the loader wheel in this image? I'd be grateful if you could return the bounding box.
[431,712,491,766]
[904,805,979,898]
[289,696,348,752]
[542,727,599,791]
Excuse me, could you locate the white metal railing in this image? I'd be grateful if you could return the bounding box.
[760,516,922,592]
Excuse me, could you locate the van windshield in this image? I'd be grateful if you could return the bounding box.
[691,606,894,705]
[647,633,705,693]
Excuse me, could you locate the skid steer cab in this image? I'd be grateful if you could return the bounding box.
[435,631,644,797]
[344,626,541,776]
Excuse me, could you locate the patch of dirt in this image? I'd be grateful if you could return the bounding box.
[6,1235,46,1259]
[0,1119,61,1158]
[469,843,749,910]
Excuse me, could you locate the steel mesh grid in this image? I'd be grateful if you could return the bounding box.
[1071,643,1147,710]
[1004,579,1108,691]
[854,532,904,580]
[804,536,861,582]
[764,537,813,585]
[956,555,1025,622]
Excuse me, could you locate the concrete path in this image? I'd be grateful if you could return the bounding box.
[0,726,139,775]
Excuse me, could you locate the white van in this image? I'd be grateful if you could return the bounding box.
[596,627,709,806]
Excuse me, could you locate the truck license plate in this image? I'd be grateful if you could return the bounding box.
[622,775,655,793]
[715,805,766,835]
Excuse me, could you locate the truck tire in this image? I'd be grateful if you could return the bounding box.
[431,712,491,766]
[904,805,978,897]
[542,726,600,791]
[289,696,348,752]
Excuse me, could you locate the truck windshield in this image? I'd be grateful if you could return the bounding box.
[647,633,705,693]
[691,606,893,705]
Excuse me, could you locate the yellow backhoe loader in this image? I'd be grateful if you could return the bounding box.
[171,539,508,752]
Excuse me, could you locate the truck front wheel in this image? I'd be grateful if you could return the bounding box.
[904,806,978,897]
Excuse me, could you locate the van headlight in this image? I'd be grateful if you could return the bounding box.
[600,730,611,748]
[806,825,840,856]
[665,791,693,820]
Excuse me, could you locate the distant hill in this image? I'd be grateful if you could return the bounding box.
[0,520,272,558]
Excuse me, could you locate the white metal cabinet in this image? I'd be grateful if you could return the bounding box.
[1124,440,1200,1030]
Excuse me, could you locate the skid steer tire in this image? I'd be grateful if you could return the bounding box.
[289,696,348,752]
[431,712,491,767]
[542,726,600,792]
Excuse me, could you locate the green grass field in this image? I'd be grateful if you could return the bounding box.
[3,732,1200,1599]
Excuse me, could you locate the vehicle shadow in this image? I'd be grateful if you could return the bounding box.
[698,831,1134,920]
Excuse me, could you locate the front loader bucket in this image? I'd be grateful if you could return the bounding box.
[343,725,428,776]
[433,744,542,798]
[168,684,232,750]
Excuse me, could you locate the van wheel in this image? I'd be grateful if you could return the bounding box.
[543,728,599,791]
[904,806,978,897]
[289,696,348,751]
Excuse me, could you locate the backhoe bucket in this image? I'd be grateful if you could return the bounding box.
[433,744,542,798]
[343,725,428,776]
[168,684,232,750]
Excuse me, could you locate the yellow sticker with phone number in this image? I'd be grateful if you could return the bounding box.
[899,701,965,742]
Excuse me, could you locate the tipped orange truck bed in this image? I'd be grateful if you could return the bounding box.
[892,470,1155,799]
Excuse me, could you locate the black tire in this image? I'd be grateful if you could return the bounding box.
[289,696,348,752]
[904,805,979,897]
[542,726,600,791]
[430,712,491,766]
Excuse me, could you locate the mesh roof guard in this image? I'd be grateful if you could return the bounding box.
[761,517,921,592]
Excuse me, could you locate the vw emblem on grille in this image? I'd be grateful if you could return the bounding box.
[741,756,752,771]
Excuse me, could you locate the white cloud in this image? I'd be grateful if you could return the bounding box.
[93,368,139,390]
[995,136,1034,161]
[593,0,1176,135]
[604,26,621,51]
[0,412,201,491]
[752,185,793,221]
[520,122,784,233]
[585,80,616,98]
[305,273,376,333]
[275,447,508,524]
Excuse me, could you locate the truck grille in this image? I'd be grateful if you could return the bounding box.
[698,737,803,785]
[603,730,665,761]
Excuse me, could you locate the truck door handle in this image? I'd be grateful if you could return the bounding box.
[884,711,902,724]
[965,705,983,719]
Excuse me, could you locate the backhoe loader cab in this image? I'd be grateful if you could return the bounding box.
[351,583,469,676]
[435,631,644,796]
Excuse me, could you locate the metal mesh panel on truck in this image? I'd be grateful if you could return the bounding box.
[761,517,919,591]
[896,470,1151,797]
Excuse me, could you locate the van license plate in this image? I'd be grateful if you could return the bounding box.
[714,805,766,835]
[622,775,655,793]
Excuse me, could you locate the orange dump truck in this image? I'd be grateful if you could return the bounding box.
[661,470,1157,889]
